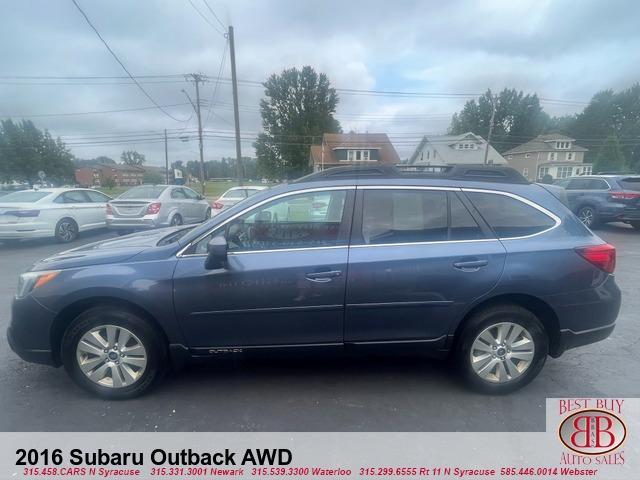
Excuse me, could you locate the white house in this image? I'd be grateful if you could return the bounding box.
[407,132,507,166]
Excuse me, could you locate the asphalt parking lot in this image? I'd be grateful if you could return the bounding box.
[0,225,638,432]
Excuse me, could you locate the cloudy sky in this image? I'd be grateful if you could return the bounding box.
[1,0,639,165]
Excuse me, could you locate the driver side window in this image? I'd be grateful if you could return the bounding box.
[191,190,348,254]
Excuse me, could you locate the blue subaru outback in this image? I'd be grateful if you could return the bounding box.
[8,165,621,398]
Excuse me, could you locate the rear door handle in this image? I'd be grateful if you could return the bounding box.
[305,270,342,282]
[453,260,488,271]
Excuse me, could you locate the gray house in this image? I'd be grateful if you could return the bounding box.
[407,132,507,166]
[502,134,590,181]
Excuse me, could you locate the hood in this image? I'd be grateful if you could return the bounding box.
[31,226,190,271]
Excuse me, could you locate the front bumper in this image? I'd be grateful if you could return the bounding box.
[8,295,59,367]
[0,221,54,239]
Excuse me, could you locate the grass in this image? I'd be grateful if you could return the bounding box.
[96,180,274,200]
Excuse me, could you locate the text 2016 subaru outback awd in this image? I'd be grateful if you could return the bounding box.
[8,166,621,398]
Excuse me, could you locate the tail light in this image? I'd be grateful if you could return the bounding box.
[146,202,162,215]
[6,210,39,217]
[106,204,113,215]
[609,191,640,200]
[212,201,224,209]
[575,244,616,274]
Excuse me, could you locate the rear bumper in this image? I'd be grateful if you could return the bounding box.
[0,222,54,239]
[106,215,167,230]
[550,274,621,356]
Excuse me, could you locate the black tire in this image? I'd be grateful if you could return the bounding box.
[457,304,548,394]
[630,221,640,230]
[170,214,183,226]
[204,207,212,221]
[55,217,78,243]
[576,205,599,229]
[61,306,167,399]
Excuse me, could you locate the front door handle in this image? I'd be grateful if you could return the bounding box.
[453,259,488,272]
[305,270,342,282]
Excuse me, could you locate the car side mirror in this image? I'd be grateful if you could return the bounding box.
[204,236,228,270]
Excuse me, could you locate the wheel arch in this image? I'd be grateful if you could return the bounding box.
[451,293,562,357]
[50,296,169,365]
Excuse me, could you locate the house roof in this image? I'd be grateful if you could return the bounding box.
[98,163,145,172]
[407,132,507,165]
[309,133,401,165]
[503,134,588,155]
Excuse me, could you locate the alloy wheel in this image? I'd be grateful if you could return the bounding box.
[171,215,182,226]
[75,325,147,388]
[57,221,77,242]
[578,207,594,227]
[469,322,535,384]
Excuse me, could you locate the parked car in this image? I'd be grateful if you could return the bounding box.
[0,188,112,243]
[8,165,620,398]
[555,175,640,229]
[211,185,268,215]
[107,185,211,234]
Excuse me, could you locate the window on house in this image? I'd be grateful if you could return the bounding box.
[567,152,574,161]
[346,150,372,162]
[538,166,550,179]
[583,165,592,175]
[548,152,558,161]
[557,166,573,179]
[525,153,530,158]
[522,168,529,178]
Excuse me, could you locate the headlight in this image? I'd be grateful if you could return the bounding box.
[16,270,60,298]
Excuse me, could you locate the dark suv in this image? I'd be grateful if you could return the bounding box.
[555,175,640,229]
[8,166,621,398]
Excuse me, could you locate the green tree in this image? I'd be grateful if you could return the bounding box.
[0,119,74,185]
[449,88,548,153]
[254,66,341,179]
[120,150,146,166]
[102,176,116,190]
[593,134,626,173]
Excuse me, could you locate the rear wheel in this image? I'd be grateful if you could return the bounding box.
[55,218,78,243]
[170,214,183,226]
[61,306,167,399]
[577,205,598,228]
[457,304,548,394]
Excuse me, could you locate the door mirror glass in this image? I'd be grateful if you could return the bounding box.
[205,236,228,270]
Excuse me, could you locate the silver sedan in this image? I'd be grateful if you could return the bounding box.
[107,185,211,234]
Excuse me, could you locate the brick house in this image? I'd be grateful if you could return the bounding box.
[75,164,144,187]
[309,133,401,172]
[502,134,590,181]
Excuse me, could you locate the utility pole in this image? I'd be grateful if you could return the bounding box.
[228,26,243,185]
[164,129,169,184]
[483,93,497,165]
[183,74,206,194]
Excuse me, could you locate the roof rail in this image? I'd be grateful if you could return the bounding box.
[294,164,529,184]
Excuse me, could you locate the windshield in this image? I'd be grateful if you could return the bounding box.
[0,191,51,203]
[118,185,167,199]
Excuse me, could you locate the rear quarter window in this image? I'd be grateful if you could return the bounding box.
[465,191,556,238]
[619,177,640,191]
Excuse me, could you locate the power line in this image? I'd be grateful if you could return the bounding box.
[187,0,225,36]
[69,0,188,122]
[204,37,229,126]
[1,103,192,118]
[202,0,226,29]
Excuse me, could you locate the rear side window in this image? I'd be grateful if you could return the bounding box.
[362,190,447,244]
[55,191,90,203]
[466,192,556,238]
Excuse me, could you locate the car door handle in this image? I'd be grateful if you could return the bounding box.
[453,260,488,271]
[305,270,342,282]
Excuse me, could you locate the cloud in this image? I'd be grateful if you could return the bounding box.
[1,0,639,165]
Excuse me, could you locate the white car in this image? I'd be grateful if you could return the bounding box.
[211,185,268,215]
[0,188,112,243]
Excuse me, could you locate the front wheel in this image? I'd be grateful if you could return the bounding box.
[61,307,167,399]
[457,304,548,394]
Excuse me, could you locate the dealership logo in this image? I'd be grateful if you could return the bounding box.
[559,409,627,455]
